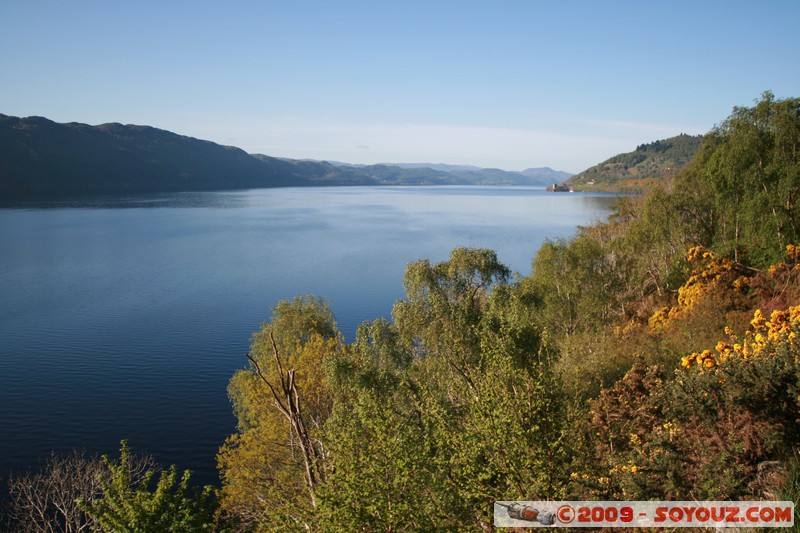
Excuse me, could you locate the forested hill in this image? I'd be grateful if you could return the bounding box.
[0,115,561,201]
[565,133,703,192]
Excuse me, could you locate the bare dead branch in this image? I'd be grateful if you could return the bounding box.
[244,330,327,508]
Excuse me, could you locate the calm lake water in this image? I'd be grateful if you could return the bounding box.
[0,186,616,489]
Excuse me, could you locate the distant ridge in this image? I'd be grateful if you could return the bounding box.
[518,167,573,183]
[563,134,703,193]
[299,161,569,185]
[304,160,571,182]
[394,164,572,184]
[0,114,571,201]
[388,163,486,172]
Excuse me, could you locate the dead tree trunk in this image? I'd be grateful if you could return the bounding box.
[246,331,326,508]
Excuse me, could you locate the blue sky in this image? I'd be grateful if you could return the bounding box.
[2,1,798,173]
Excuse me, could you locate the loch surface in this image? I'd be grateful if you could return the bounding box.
[0,186,616,488]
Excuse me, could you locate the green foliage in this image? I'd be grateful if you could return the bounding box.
[319,321,454,531]
[259,294,339,355]
[437,352,569,505]
[216,249,566,530]
[774,451,800,525]
[392,247,511,377]
[531,92,800,400]
[523,93,800,506]
[481,281,546,366]
[319,393,452,531]
[528,235,619,339]
[683,91,800,266]
[616,188,702,298]
[315,249,568,530]
[80,440,217,532]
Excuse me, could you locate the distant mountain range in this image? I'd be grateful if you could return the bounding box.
[330,161,571,183]
[561,134,703,193]
[0,114,570,201]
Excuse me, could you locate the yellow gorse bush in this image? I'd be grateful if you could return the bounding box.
[677,246,748,309]
[681,304,800,369]
[787,243,800,265]
[661,243,800,369]
[768,244,800,275]
[648,245,747,334]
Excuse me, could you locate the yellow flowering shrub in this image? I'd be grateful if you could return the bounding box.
[661,421,679,441]
[646,306,674,333]
[678,246,741,306]
[647,246,747,334]
[787,243,800,265]
[681,305,800,369]
[590,322,800,501]
[765,244,800,276]
[614,318,642,339]
[577,244,800,502]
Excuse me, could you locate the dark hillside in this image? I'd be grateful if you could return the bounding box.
[0,116,394,200]
[0,115,357,200]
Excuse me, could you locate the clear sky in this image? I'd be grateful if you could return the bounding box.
[2,1,798,173]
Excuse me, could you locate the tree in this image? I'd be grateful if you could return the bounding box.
[218,295,343,530]
[318,319,461,530]
[684,91,800,265]
[6,450,111,533]
[80,441,217,532]
[392,247,510,384]
[442,350,569,509]
[528,235,619,339]
[318,254,567,530]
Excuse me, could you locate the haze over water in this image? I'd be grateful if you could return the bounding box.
[0,186,616,488]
